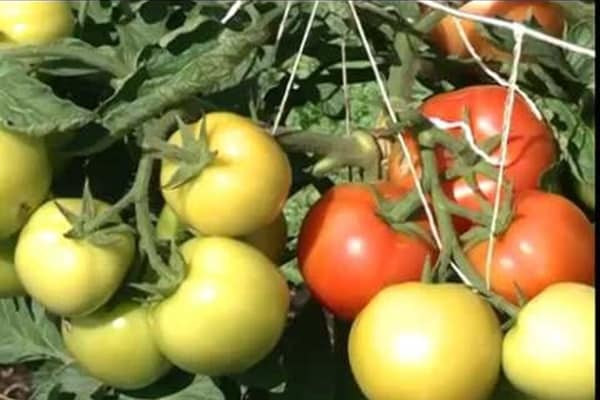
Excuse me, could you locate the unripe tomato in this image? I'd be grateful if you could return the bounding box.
[0,237,25,297]
[0,1,74,45]
[467,191,594,304]
[349,282,503,400]
[149,237,289,376]
[503,283,595,400]
[0,129,52,239]
[15,199,135,317]
[387,85,556,233]
[62,302,171,390]
[160,112,291,237]
[430,1,564,61]
[298,183,436,320]
[156,205,288,264]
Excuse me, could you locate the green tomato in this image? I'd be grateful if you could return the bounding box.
[0,129,51,240]
[15,199,135,317]
[0,1,74,45]
[156,205,288,264]
[348,282,503,400]
[503,283,595,400]
[160,112,291,237]
[0,237,25,297]
[62,301,171,390]
[149,237,289,376]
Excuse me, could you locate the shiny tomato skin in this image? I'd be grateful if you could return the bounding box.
[15,199,135,317]
[149,237,289,376]
[0,1,74,45]
[349,282,503,400]
[430,1,564,61]
[467,191,595,304]
[0,129,52,239]
[0,237,25,297]
[388,85,556,233]
[62,302,172,390]
[502,283,595,400]
[297,183,436,320]
[160,112,291,237]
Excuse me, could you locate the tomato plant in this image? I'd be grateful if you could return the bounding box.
[467,190,595,304]
[0,0,74,45]
[388,85,557,232]
[503,283,595,400]
[0,237,24,297]
[0,128,52,240]
[156,204,288,264]
[160,112,292,238]
[297,183,436,320]
[15,199,135,317]
[149,237,289,376]
[348,282,503,400]
[429,0,564,61]
[62,301,172,390]
[0,1,593,398]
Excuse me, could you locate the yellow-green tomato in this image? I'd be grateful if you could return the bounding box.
[503,283,595,400]
[0,237,25,297]
[62,301,171,390]
[160,112,292,237]
[348,282,503,400]
[241,213,287,264]
[156,204,288,264]
[15,199,135,317]
[0,129,51,240]
[149,237,290,376]
[0,1,74,45]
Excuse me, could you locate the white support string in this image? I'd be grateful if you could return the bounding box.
[484,26,526,290]
[450,17,543,121]
[275,1,294,47]
[347,0,473,287]
[221,0,246,24]
[271,1,320,135]
[418,0,596,58]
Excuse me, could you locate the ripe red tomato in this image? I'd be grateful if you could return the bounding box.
[388,85,556,232]
[429,1,564,61]
[297,183,437,320]
[467,191,595,304]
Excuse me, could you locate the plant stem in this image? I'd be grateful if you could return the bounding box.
[418,130,519,318]
[277,130,382,179]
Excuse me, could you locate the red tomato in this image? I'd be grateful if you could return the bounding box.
[297,183,437,320]
[467,190,595,304]
[429,1,564,61]
[388,85,556,232]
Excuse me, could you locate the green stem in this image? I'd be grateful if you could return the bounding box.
[418,130,519,318]
[83,190,136,233]
[134,155,170,277]
[414,10,447,33]
[0,42,129,77]
[277,130,382,179]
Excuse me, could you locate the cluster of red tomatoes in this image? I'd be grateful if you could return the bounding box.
[296,85,595,399]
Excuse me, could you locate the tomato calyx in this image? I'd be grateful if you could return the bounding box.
[131,241,186,302]
[56,180,134,246]
[151,117,217,190]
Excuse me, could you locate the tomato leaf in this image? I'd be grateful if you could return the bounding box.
[120,376,225,400]
[0,58,95,136]
[0,299,69,364]
[29,361,103,400]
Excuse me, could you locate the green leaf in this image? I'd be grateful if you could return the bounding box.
[565,19,595,89]
[0,299,69,364]
[30,361,103,400]
[0,58,95,136]
[120,376,224,400]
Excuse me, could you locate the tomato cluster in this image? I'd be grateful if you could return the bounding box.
[0,1,595,399]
